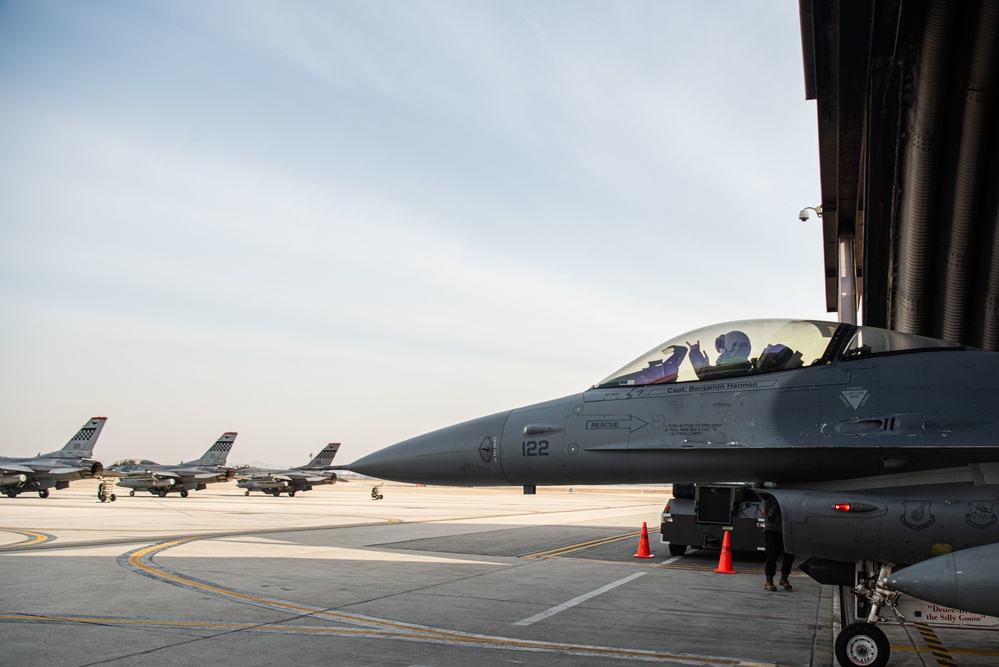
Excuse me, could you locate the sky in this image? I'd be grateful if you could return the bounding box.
[0,0,827,467]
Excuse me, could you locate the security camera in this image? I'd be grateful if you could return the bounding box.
[798,205,822,221]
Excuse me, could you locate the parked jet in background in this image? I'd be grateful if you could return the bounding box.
[108,432,237,497]
[345,318,999,664]
[0,416,108,498]
[236,443,341,496]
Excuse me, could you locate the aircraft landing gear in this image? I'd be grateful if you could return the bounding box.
[157,489,168,498]
[836,562,900,667]
[180,489,189,498]
[38,489,49,499]
[4,489,17,498]
[835,622,890,667]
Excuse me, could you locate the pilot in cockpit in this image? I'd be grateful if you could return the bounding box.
[688,330,752,379]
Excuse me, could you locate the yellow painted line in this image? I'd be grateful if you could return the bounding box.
[0,612,780,665]
[891,644,999,658]
[0,528,52,549]
[0,518,404,552]
[125,537,473,639]
[521,530,642,558]
[120,538,779,665]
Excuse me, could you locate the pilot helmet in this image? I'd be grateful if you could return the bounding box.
[716,330,751,360]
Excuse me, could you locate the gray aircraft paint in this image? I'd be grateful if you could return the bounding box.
[344,318,999,621]
[0,417,108,498]
[108,432,237,496]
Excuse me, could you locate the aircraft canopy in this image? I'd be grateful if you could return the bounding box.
[595,319,961,389]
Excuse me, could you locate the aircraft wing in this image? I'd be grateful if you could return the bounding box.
[284,474,331,484]
[191,472,228,482]
[274,472,335,483]
[47,466,90,476]
[0,464,35,474]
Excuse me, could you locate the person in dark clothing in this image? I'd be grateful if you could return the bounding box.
[763,494,795,591]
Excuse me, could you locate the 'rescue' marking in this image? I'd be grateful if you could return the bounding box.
[585,416,649,433]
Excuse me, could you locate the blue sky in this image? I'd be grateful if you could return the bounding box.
[0,0,826,466]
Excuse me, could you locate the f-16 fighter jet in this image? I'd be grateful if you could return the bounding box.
[236,443,341,496]
[344,319,999,666]
[108,431,236,497]
[1,416,108,498]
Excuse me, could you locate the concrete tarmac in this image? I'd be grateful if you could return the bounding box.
[2,480,998,666]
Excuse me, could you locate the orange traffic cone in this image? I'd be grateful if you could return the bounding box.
[714,530,737,574]
[633,521,654,559]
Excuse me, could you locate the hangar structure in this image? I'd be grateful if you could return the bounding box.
[801,0,998,349]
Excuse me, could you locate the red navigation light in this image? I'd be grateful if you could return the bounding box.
[831,501,879,513]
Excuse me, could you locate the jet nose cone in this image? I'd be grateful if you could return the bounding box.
[348,411,510,486]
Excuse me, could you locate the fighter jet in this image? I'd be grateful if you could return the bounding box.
[1,416,108,498]
[346,318,999,663]
[108,431,237,497]
[236,443,341,497]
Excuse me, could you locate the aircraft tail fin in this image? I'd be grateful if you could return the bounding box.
[52,417,108,459]
[305,443,340,468]
[186,432,237,466]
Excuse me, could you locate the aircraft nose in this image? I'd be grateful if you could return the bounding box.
[347,410,511,486]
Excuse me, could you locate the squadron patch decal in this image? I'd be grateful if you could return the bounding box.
[901,501,936,531]
[966,501,997,530]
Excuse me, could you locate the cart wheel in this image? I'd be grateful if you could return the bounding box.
[835,622,890,667]
[110,494,116,502]
[668,543,687,556]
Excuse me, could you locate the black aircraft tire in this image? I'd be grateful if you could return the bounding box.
[39,489,49,499]
[835,622,890,667]
[245,490,250,496]
[129,490,135,497]
[180,490,189,498]
[668,543,687,556]
[288,491,296,497]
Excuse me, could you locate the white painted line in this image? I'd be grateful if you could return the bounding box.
[513,572,647,626]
